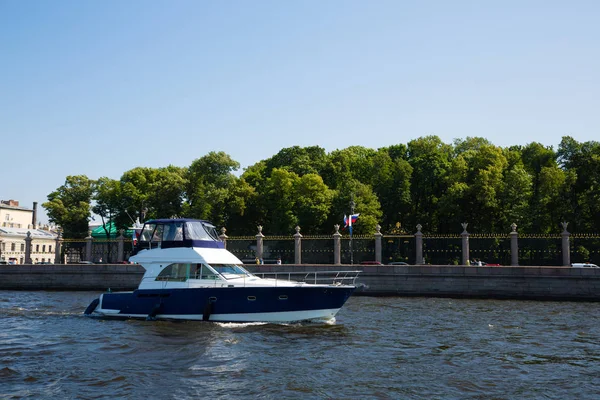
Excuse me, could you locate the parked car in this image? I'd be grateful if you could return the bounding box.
[572,263,599,268]
[360,261,382,265]
[387,261,408,266]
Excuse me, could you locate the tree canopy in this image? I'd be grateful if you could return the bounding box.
[43,136,600,237]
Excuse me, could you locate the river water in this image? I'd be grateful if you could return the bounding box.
[1,291,599,399]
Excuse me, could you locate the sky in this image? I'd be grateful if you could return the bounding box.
[1,0,599,224]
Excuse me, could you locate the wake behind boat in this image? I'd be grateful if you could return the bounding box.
[84,218,359,322]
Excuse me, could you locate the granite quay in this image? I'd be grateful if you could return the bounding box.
[1,264,599,301]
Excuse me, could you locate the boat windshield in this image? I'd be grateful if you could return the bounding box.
[210,264,252,278]
[138,221,219,244]
[185,221,219,241]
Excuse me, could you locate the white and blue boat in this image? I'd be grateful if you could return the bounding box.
[84,218,359,323]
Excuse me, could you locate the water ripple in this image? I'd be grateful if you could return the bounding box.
[1,292,599,399]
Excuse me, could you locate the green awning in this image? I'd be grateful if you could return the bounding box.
[91,222,134,239]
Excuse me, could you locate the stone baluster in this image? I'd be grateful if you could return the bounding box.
[294,226,302,264]
[561,222,570,267]
[85,230,93,262]
[510,223,519,266]
[255,226,264,262]
[219,227,228,249]
[461,223,470,266]
[374,224,383,264]
[55,228,63,264]
[25,231,33,264]
[117,229,125,263]
[333,224,342,265]
[415,224,423,265]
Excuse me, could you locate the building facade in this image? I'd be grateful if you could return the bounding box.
[0,200,57,264]
[0,227,58,264]
[0,199,37,229]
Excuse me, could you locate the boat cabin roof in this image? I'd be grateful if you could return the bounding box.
[135,218,224,251]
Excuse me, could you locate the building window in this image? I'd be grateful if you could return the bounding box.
[36,244,40,252]
[11,243,16,251]
[43,245,46,253]
[20,243,25,252]
[49,245,52,253]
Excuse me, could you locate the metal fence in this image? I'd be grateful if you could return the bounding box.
[63,232,600,266]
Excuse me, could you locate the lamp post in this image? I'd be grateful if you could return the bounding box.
[349,199,355,265]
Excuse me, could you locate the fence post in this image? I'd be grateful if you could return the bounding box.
[374,224,383,264]
[55,229,62,264]
[86,231,93,262]
[561,222,570,266]
[510,223,519,266]
[219,227,228,249]
[25,231,33,264]
[255,226,264,262]
[333,224,341,265]
[461,222,470,266]
[117,229,125,263]
[294,226,302,264]
[415,224,423,264]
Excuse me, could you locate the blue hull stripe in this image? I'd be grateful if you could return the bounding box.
[100,286,355,317]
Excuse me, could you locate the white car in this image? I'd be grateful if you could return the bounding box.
[572,263,599,268]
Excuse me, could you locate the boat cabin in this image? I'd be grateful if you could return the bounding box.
[134,218,224,253]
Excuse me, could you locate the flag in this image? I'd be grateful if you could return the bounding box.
[343,213,360,234]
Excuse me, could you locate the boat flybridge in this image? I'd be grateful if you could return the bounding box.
[84,218,359,323]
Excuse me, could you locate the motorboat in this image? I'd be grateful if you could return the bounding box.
[84,218,359,322]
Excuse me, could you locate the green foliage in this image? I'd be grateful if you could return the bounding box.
[45,138,600,237]
[43,175,95,238]
[93,177,128,239]
[184,152,240,226]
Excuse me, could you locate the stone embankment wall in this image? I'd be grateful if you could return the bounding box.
[1,264,599,301]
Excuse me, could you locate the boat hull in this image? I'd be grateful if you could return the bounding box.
[89,286,355,323]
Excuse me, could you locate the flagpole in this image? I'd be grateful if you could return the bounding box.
[349,199,355,265]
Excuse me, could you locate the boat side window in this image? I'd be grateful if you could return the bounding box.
[190,263,220,280]
[156,263,190,282]
[140,223,157,242]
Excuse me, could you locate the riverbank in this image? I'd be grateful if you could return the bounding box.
[1,264,599,301]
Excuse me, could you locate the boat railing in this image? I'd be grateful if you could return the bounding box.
[253,270,361,286]
[140,270,361,288]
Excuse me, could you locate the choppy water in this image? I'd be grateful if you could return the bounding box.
[1,292,599,399]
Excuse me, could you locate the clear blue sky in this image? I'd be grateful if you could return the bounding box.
[1,0,599,223]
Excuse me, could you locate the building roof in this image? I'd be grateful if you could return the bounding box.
[0,203,32,212]
[0,227,57,239]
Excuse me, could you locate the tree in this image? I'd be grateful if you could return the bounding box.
[321,146,378,189]
[294,174,334,233]
[370,149,412,232]
[326,178,382,235]
[43,175,95,238]
[149,166,186,219]
[264,146,328,177]
[406,136,453,233]
[93,177,129,240]
[260,168,300,234]
[120,167,156,223]
[184,151,242,227]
